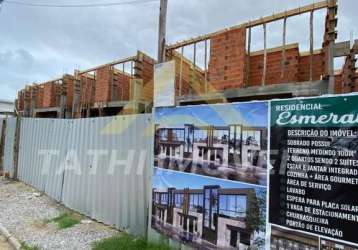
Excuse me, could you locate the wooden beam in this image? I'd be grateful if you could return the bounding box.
[334,40,358,57]
[245,26,251,87]
[327,0,337,94]
[131,61,134,76]
[310,11,314,81]
[281,17,287,79]
[193,42,197,68]
[78,56,137,75]
[167,0,335,50]
[157,0,168,63]
[12,115,21,180]
[179,46,184,96]
[262,23,267,86]
[204,40,208,93]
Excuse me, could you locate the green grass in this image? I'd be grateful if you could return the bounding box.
[92,234,172,250]
[50,213,81,229]
[21,242,40,250]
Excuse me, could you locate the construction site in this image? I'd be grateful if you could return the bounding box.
[16,51,155,118]
[1,1,358,249]
[15,0,357,118]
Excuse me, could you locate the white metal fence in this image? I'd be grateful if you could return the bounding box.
[3,117,16,177]
[17,114,153,237]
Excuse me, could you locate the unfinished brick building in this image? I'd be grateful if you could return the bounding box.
[15,0,357,115]
[17,51,155,118]
[165,0,357,105]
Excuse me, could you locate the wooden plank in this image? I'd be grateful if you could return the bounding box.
[245,27,251,87]
[333,41,350,57]
[327,3,337,94]
[12,115,21,180]
[179,46,184,96]
[262,23,267,86]
[167,0,334,50]
[78,56,137,75]
[193,42,197,68]
[204,40,208,93]
[310,11,314,81]
[281,17,287,79]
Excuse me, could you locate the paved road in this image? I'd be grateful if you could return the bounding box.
[0,235,14,250]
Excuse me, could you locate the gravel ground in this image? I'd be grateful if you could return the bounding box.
[0,177,118,250]
[0,235,13,250]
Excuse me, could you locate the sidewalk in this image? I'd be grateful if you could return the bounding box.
[0,177,118,250]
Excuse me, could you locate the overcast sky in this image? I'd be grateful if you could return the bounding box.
[0,0,356,101]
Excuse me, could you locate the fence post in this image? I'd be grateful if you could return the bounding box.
[12,115,21,180]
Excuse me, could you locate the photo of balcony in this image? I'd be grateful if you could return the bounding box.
[154,102,268,186]
[151,168,267,250]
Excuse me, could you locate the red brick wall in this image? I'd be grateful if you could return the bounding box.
[42,82,59,108]
[140,54,155,102]
[36,86,44,109]
[355,72,358,92]
[334,72,342,94]
[248,46,299,86]
[209,27,246,90]
[341,56,354,93]
[95,66,112,103]
[17,90,25,111]
[63,75,75,108]
[169,52,205,97]
[113,71,131,101]
[80,75,95,105]
[298,52,325,82]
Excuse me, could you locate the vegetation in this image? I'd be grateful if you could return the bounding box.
[50,213,81,229]
[21,242,40,250]
[92,234,172,250]
[246,189,267,250]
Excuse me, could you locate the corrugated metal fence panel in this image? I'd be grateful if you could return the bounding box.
[18,118,70,201]
[43,119,71,201]
[3,117,16,177]
[0,118,4,170]
[0,118,3,135]
[17,115,153,236]
[61,114,152,236]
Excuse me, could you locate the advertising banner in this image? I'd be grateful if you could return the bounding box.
[151,102,269,249]
[269,95,358,248]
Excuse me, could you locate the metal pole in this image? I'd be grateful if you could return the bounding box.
[157,0,168,63]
